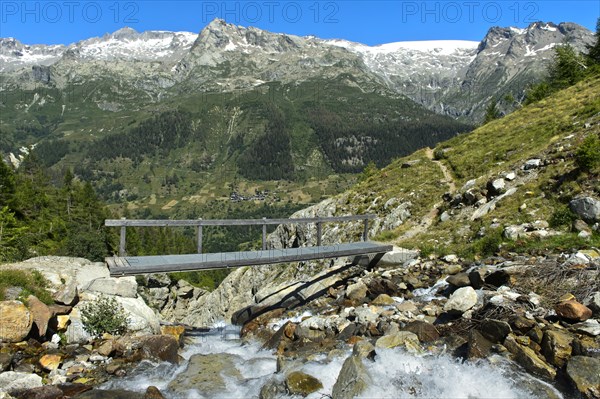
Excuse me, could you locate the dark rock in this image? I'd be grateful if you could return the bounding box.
[260,378,287,399]
[485,270,514,287]
[72,389,145,399]
[468,271,485,289]
[541,329,574,368]
[566,356,600,399]
[137,335,179,364]
[338,323,361,342]
[144,386,165,399]
[27,295,52,339]
[527,327,544,344]
[510,316,536,334]
[480,319,511,343]
[504,335,556,380]
[264,322,295,350]
[446,273,470,288]
[56,384,93,397]
[467,330,493,359]
[12,385,63,399]
[403,321,440,342]
[366,278,399,299]
[0,351,12,371]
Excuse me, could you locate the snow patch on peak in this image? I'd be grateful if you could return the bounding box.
[327,39,479,55]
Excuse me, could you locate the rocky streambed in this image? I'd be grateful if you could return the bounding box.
[2,250,599,399]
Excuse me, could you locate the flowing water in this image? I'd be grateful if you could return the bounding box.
[101,325,563,399]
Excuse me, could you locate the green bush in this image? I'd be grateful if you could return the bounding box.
[81,295,128,337]
[0,269,53,304]
[575,134,600,172]
[549,205,577,229]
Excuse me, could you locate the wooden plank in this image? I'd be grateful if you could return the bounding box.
[105,214,377,227]
[107,242,392,276]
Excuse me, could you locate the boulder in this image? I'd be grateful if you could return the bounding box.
[285,371,323,397]
[346,281,368,301]
[0,301,33,342]
[39,354,62,371]
[446,273,470,288]
[52,280,78,306]
[86,277,137,298]
[70,390,144,399]
[488,178,506,195]
[371,294,395,306]
[566,356,600,399]
[10,385,63,399]
[572,320,600,337]
[375,331,420,351]
[0,352,12,371]
[259,378,287,399]
[569,197,600,223]
[377,247,418,266]
[144,386,166,399]
[403,320,440,342]
[541,329,574,368]
[584,292,600,316]
[504,225,527,240]
[332,356,371,399]
[0,372,43,394]
[27,295,52,338]
[443,287,478,314]
[467,329,493,359]
[524,159,542,170]
[167,353,242,395]
[504,335,556,380]
[138,335,180,364]
[555,300,593,322]
[352,341,376,360]
[160,325,186,346]
[480,319,511,343]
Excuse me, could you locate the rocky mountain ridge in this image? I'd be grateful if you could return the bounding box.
[1,20,594,120]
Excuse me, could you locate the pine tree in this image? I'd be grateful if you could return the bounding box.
[586,17,600,64]
[483,99,502,124]
[548,44,587,89]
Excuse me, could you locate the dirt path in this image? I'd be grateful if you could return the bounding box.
[398,148,457,240]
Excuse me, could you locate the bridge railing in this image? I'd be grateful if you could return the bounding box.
[105,214,377,257]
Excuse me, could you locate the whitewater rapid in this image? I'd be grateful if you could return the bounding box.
[101,326,562,399]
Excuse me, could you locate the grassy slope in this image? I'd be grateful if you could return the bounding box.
[346,75,600,256]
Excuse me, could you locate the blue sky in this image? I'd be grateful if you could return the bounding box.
[1,1,598,45]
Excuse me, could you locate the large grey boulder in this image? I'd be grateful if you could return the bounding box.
[0,372,43,393]
[569,197,600,223]
[377,246,419,266]
[566,356,600,399]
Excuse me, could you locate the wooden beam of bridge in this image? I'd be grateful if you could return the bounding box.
[106,214,376,257]
[106,242,392,276]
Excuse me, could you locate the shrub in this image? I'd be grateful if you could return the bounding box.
[80,295,128,337]
[549,205,577,229]
[575,134,600,172]
[0,269,53,304]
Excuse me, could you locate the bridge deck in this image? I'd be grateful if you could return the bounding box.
[106,242,392,276]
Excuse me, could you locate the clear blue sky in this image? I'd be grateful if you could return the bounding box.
[1,1,598,45]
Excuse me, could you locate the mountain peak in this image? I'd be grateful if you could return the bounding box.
[109,26,140,40]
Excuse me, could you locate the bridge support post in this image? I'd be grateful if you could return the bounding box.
[363,218,369,242]
[119,217,127,256]
[197,219,203,254]
[316,220,322,246]
[262,217,267,250]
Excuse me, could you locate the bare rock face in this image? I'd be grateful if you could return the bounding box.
[0,300,33,343]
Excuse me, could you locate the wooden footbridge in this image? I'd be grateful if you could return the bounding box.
[104,215,392,276]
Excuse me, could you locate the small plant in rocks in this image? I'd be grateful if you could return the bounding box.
[81,295,128,337]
